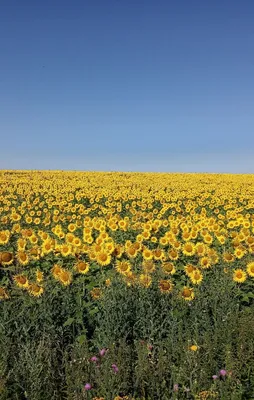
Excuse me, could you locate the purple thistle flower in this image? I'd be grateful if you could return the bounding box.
[84,383,92,391]
[90,356,99,363]
[111,363,119,373]
[173,384,179,392]
[99,348,107,357]
[212,375,218,380]
[220,369,227,377]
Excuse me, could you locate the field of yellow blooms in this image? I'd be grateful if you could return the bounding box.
[1,171,254,299]
[1,170,254,400]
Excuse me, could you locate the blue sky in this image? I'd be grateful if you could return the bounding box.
[1,0,254,172]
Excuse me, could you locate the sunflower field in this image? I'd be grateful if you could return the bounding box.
[0,170,254,400]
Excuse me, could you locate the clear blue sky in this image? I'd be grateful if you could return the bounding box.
[1,0,254,172]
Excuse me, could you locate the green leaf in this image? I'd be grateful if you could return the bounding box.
[77,334,86,345]
[63,317,75,327]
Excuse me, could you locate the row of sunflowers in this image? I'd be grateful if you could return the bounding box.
[0,171,254,302]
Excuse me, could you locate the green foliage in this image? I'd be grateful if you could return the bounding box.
[1,269,254,399]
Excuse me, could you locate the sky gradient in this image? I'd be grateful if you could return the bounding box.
[1,0,254,172]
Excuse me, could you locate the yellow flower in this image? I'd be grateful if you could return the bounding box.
[13,274,29,289]
[17,251,29,266]
[116,260,131,276]
[36,270,44,283]
[27,283,44,297]
[184,264,196,277]
[76,261,90,274]
[105,278,111,287]
[168,249,179,260]
[125,245,138,259]
[96,251,111,266]
[52,264,62,280]
[190,269,203,285]
[189,344,199,351]
[223,252,235,263]
[159,279,174,294]
[59,269,72,286]
[233,269,247,283]
[247,261,254,277]
[42,240,54,255]
[0,251,14,266]
[139,274,152,288]
[142,260,156,274]
[0,230,10,245]
[162,262,176,275]
[90,287,102,300]
[182,242,196,256]
[142,248,153,260]
[0,287,9,300]
[200,256,211,269]
[181,286,195,301]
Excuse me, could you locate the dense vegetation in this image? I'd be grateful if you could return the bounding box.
[0,171,254,399]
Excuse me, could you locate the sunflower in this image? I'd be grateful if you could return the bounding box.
[105,242,115,254]
[159,279,173,294]
[184,264,196,277]
[73,237,82,248]
[60,244,72,257]
[125,245,138,259]
[200,257,211,269]
[142,248,153,260]
[68,223,77,233]
[172,240,182,251]
[168,249,179,261]
[190,269,203,285]
[234,247,246,259]
[13,274,29,288]
[17,251,29,266]
[116,260,131,276]
[181,286,195,301]
[51,264,62,280]
[30,247,40,260]
[42,240,54,255]
[233,269,247,283]
[142,260,156,274]
[76,261,89,274]
[142,230,151,240]
[0,287,9,300]
[113,244,124,258]
[17,238,27,251]
[29,235,38,245]
[124,271,137,286]
[90,287,102,300]
[139,274,152,288]
[247,261,254,277]
[36,270,44,283]
[159,237,168,246]
[59,269,72,286]
[203,234,213,244]
[195,242,206,257]
[27,283,44,297]
[93,244,102,254]
[162,262,176,275]
[65,233,75,244]
[96,251,111,266]
[0,230,10,245]
[153,248,165,260]
[223,252,235,263]
[182,242,196,257]
[0,251,14,266]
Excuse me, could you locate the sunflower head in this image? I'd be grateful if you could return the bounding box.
[159,279,174,294]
